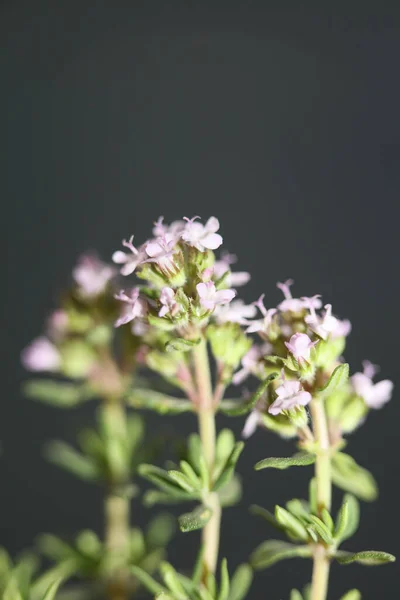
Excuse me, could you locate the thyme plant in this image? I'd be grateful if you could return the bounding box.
[19,216,395,600]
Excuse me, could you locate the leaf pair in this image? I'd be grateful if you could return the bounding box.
[131,554,252,600]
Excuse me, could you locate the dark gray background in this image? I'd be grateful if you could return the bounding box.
[1,1,399,598]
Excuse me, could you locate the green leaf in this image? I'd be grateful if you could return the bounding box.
[146,514,176,550]
[275,506,309,542]
[255,452,315,471]
[44,441,99,481]
[41,578,65,600]
[3,579,23,600]
[138,464,195,500]
[335,550,395,566]
[217,559,229,600]
[290,591,303,600]
[178,505,212,532]
[220,373,278,416]
[229,564,253,600]
[126,389,194,414]
[192,546,205,585]
[339,591,362,600]
[321,508,334,534]
[23,380,89,407]
[307,516,333,545]
[130,565,166,595]
[165,338,201,352]
[250,540,311,569]
[160,562,187,596]
[320,363,349,395]
[213,442,244,491]
[218,474,242,507]
[335,495,359,543]
[167,470,200,493]
[331,453,378,501]
[249,505,284,533]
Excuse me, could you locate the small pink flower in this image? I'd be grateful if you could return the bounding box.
[158,287,182,317]
[285,332,318,363]
[22,337,61,372]
[152,216,185,238]
[114,288,147,327]
[245,295,277,335]
[305,303,351,340]
[181,216,223,251]
[242,408,263,439]
[214,300,257,324]
[112,236,147,276]
[196,281,235,311]
[144,235,178,272]
[73,254,115,297]
[276,279,322,313]
[214,252,250,287]
[47,310,68,340]
[232,343,272,385]
[268,370,312,415]
[351,361,393,409]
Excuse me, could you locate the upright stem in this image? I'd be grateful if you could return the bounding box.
[193,339,221,578]
[103,399,130,600]
[310,398,331,600]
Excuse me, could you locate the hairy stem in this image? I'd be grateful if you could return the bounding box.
[193,339,221,578]
[310,397,331,600]
[103,399,130,600]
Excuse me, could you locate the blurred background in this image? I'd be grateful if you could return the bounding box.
[1,1,399,597]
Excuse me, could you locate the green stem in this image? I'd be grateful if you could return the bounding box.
[103,399,130,600]
[310,398,331,600]
[193,339,221,578]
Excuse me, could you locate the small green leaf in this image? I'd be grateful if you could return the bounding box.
[217,474,242,507]
[178,505,212,532]
[229,563,253,600]
[255,452,315,471]
[321,508,334,534]
[217,558,229,600]
[335,550,396,565]
[146,514,176,550]
[160,562,187,596]
[138,464,195,500]
[307,516,334,545]
[290,590,303,600]
[250,540,311,569]
[320,363,349,395]
[126,389,194,414]
[23,380,89,407]
[213,442,244,491]
[192,546,205,585]
[167,470,199,493]
[275,506,309,542]
[249,505,284,533]
[220,373,278,416]
[41,578,64,600]
[44,441,99,481]
[339,591,362,600]
[332,453,378,502]
[130,565,166,595]
[165,338,201,352]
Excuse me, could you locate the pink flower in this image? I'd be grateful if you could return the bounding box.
[214,300,257,324]
[242,407,263,439]
[21,337,61,372]
[214,252,250,287]
[232,343,272,385]
[268,370,312,415]
[144,235,178,272]
[159,287,182,317]
[114,288,147,327]
[277,280,321,313]
[47,310,68,340]
[196,281,235,311]
[181,216,223,251]
[73,254,115,297]
[245,295,277,335]
[112,236,148,276]
[152,216,185,238]
[305,303,351,340]
[285,333,318,363]
[351,360,393,409]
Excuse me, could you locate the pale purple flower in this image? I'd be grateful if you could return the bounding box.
[158,287,182,318]
[242,408,263,439]
[181,216,223,251]
[114,288,147,327]
[22,336,61,372]
[285,332,318,363]
[112,236,147,276]
[47,310,68,340]
[277,280,322,313]
[214,252,250,287]
[144,235,178,272]
[245,295,277,335]
[73,254,115,297]
[214,300,257,324]
[232,343,272,385]
[196,281,235,311]
[305,303,351,340]
[152,216,185,238]
[268,370,312,415]
[351,360,393,409]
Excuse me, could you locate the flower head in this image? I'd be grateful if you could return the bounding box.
[21,337,61,372]
[351,360,393,409]
[114,288,147,327]
[305,303,351,340]
[159,287,182,318]
[246,295,277,335]
[268,370,312,415]
[285,332,318,363]
[214,299,257,324]
[196,281,235,311]
[73,254,115,297]
[112,236,147,276]
[181,216,223,251]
